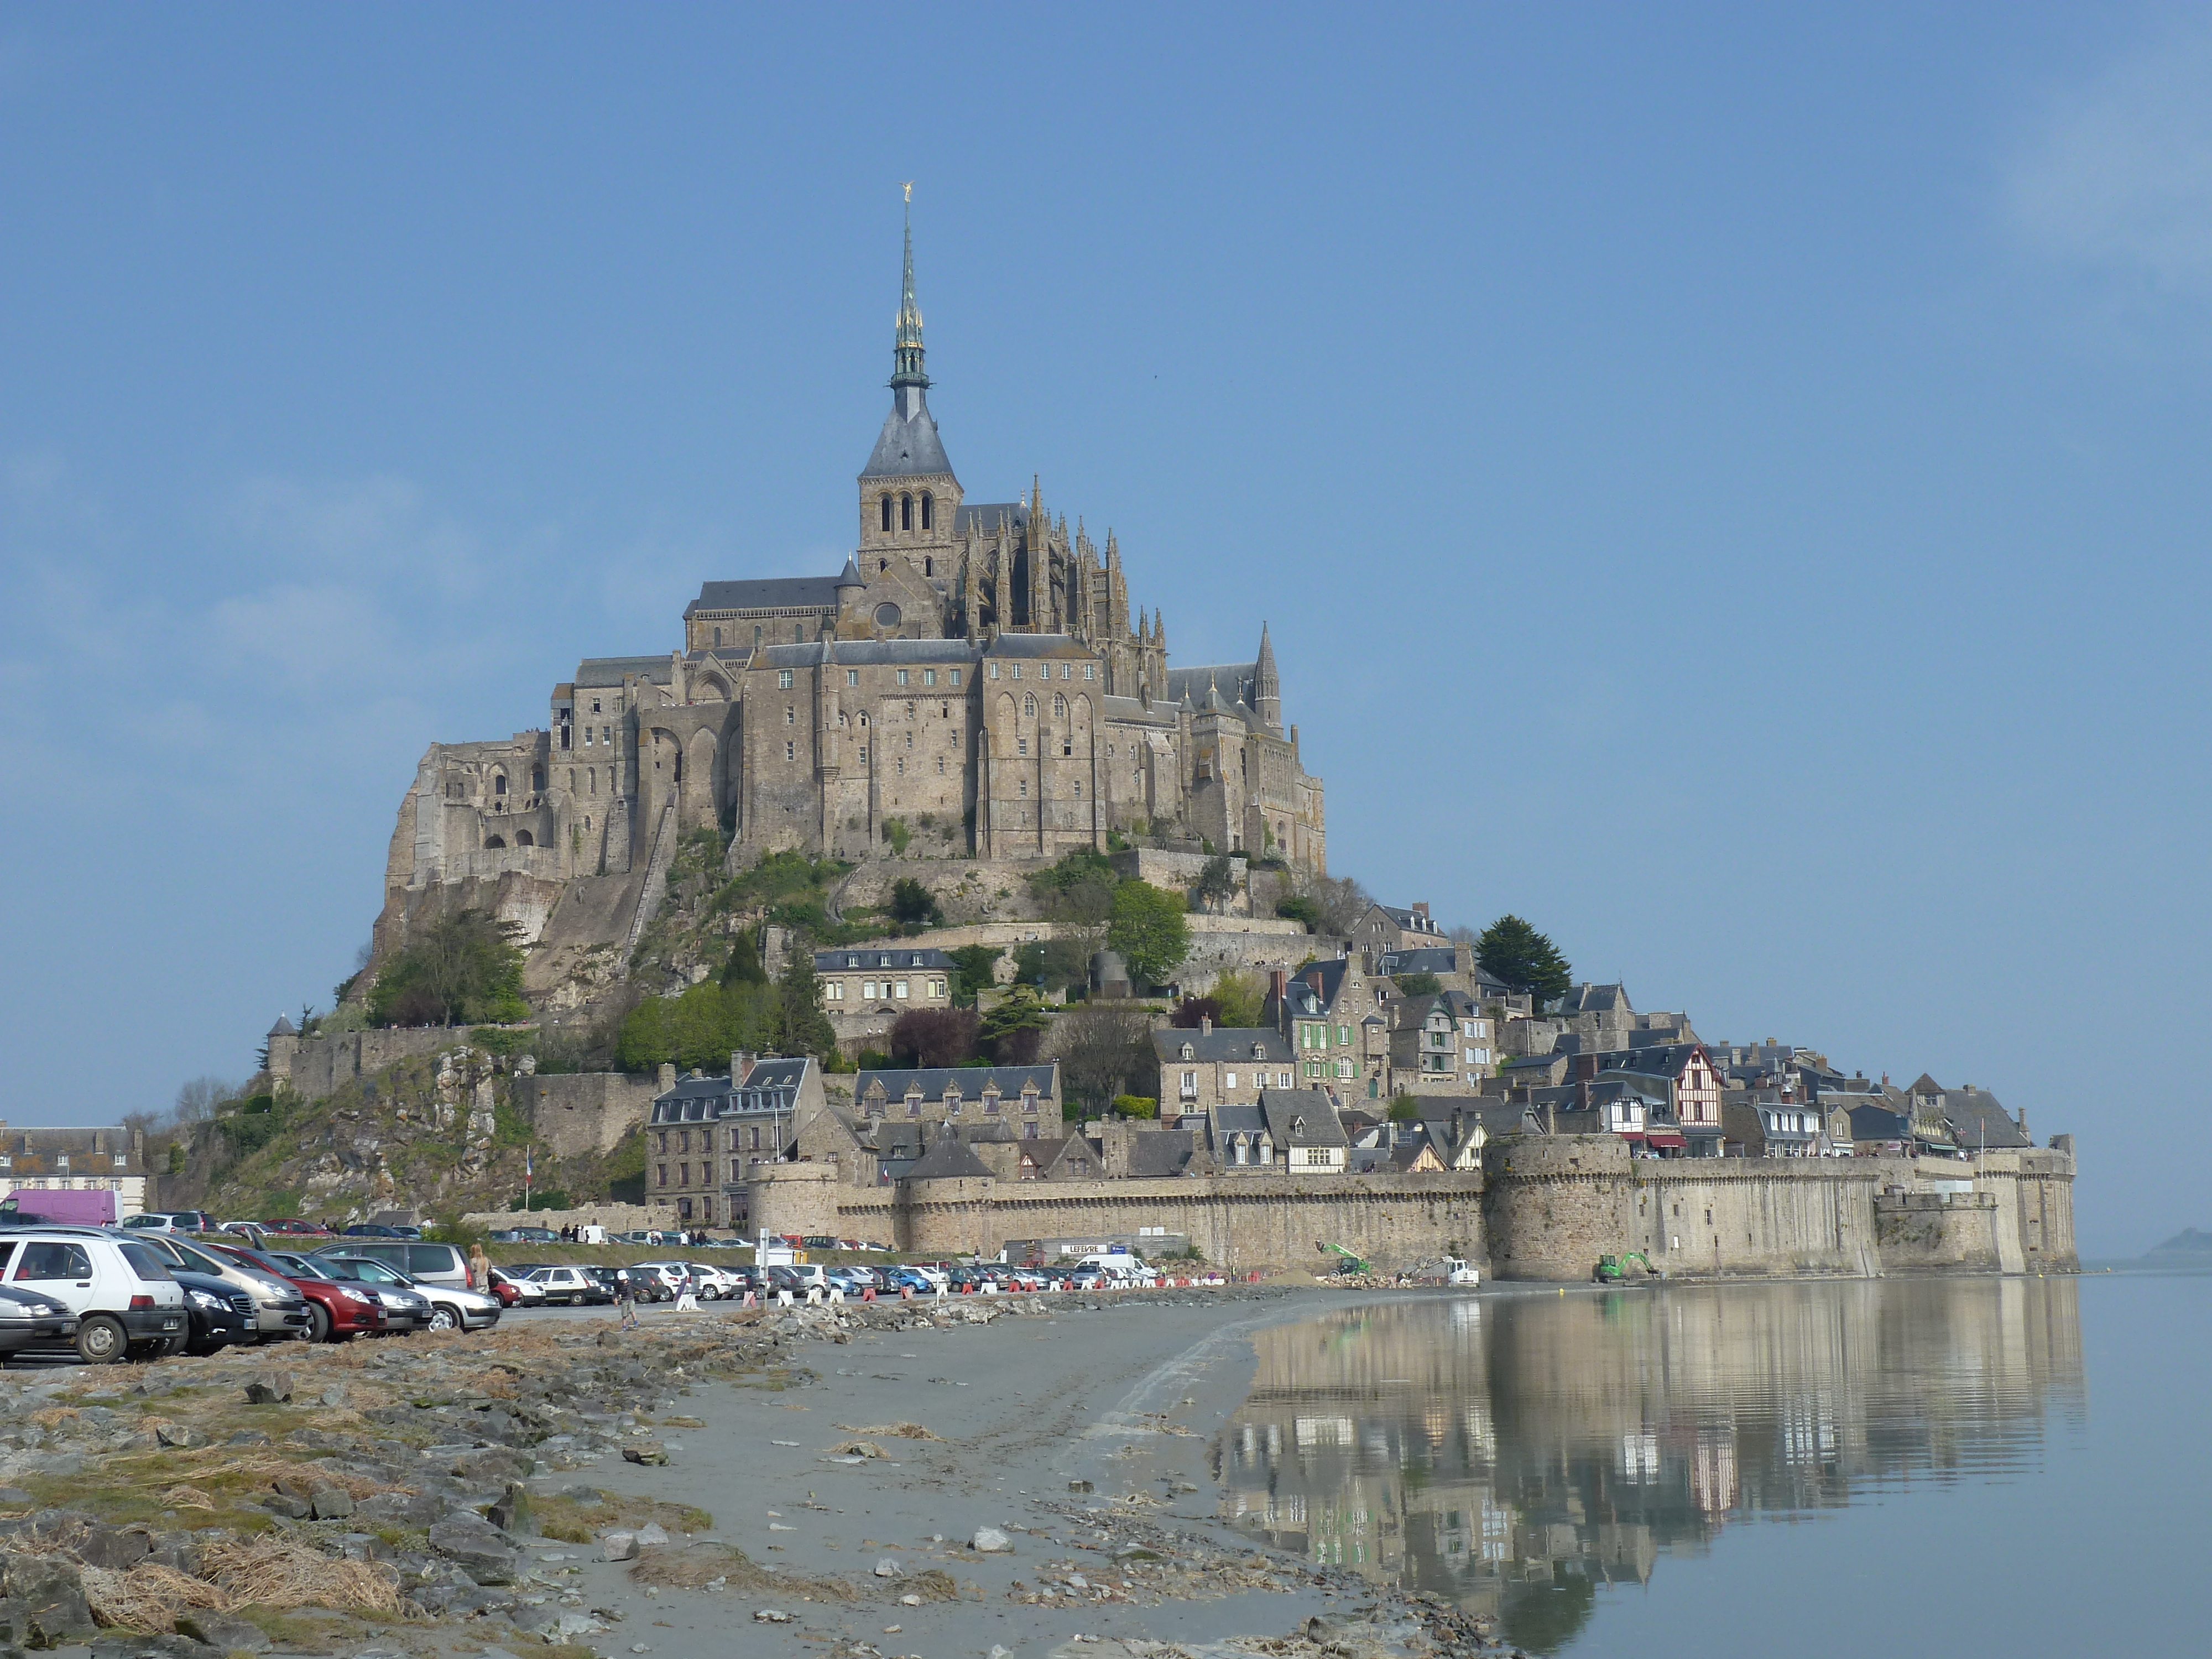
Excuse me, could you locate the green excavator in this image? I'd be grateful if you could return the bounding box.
[1318,1242,1370,1276]
[1593,1251,1660,1284]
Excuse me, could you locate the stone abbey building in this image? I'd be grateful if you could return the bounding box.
[387,211,1326,917]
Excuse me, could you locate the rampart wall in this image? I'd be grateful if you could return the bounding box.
[268,1028,458,1100]
[754,1135,2078,1280]
[513,1072,659,1160]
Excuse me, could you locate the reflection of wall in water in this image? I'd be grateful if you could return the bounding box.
[1217,1280,2085,1631]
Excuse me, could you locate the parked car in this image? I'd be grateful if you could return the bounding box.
[581,1265,629,1302]
[258,1219,331,1237]
[628,1262,691,1301]
[320,1252,499,1333]
[524,1266,611,1306]
[0,1282,77,1358]
[0,1228,186,1363]
[506,1227,560,1243]
[341,1224,401,1238]
[134,1234,315,1343]
[311,1240,471,1293]
[170,1268,257,1355]
[485,1266,543,1307]
[226,1247,389,1343]
[684,1262,743,1299]
[312,1256,435,1332]
[118,1212,194,1234]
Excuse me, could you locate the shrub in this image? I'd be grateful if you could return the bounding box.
[1111,1095,1158,1119]
[368,909,529,1027]
[858,1048,893,1071]
[888,877,941,930]
[1168,996,1222,1030]
[1275,895,1323,932]
[889,1006,981,1068]
[1387,1095,1423,1122]
[1392,972,1443,997]
[882,816,912,858]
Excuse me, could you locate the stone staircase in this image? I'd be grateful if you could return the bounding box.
[621,800,680,969]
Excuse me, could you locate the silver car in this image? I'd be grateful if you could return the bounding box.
[320,1252,500,1333]
[129,1234,312,1342]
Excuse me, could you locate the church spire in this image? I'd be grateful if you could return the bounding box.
[892,182,927,395]
[1254,621,1282,734]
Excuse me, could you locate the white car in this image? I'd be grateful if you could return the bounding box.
[118,1212,191,1233]
[489,1266,547,1306]
[0,1228,186,1363]
[683,1262,742,1299]
[628,1262,692,1300]
[524,1266,609,1306]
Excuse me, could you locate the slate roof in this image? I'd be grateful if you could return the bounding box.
[902,1127,994,1182]
[685,576,843,617]
[575,655,675,688]
[1121,1132,1196,1179]
[1378,947,1459,976]
[1152,1027,1292,1065]
[649,1057,811,1123]
[1942,1086,2031,1150]
[1848,1103,1912,1142]
[268,1014,298,1036]
[982,633,1092,660]
[1558,982,1632,1016]
[817,947,958,972]
[1259,1089,1347,1149]
[857,1065,1057,1099]
[861,403,953,478]
[1585,1042,1709,1081]
[1164,662,1259,713]
[954,502,1027,537]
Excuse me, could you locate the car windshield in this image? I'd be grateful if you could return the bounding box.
[268,1253,325,1278]
[170,1241,233,1277]
[327,1258,406,1284]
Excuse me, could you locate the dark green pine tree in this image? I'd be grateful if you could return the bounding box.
[1475,915,1573,1010]
[719,925,768,987]
[775,950,838,1059]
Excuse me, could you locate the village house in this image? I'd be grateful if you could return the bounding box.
[645,1055,822,1228]
[1347,901,1451,960]
[1152,1022,1296,1119]
[0,1124,150,1219]
[814,945,958,1051]
[1385,990,1496,1093]
[1569,1042,1725,1156]
[1262,959,1394,1104]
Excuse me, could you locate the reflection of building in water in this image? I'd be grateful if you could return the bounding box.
[1215,1280,2084,1650]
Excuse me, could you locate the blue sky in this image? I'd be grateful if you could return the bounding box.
[3,4,2206,1253]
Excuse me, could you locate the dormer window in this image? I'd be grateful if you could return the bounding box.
[1180,1042,1196,1061]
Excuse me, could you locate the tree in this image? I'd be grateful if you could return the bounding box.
[1168,995,1222,1029]
[1015,935,1094,998]
[1107,881,1190,987]
[1387,1095,1423,1123]
[1305,873,1373,937]
[367,909,529,1027]
[978,985,1050,1066]
[1475,914,1573,1009]
[1205,969,1267,1029]
[173,1076,241,1124]
[1047,1003,1157,1115]
[888,877,942,930]
[946,945,1004,1008]
[1274,894,1323,932]
[775,951,838,1059]
[1392,971,1443,997]
[719,925,768,987]
[1193,854,1238,914]
[888,1006,981,1068]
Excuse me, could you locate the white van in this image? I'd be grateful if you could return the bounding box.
[0,1228,186,1363]
[1074,1253,1152,1284]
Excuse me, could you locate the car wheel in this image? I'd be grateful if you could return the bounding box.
[570,1294,583,1307]
[427,1305,460,1332]
[308,1303,333,1343]
[75,1314,126,1365]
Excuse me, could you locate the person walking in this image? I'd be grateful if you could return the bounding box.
[618,1268,640,1331]
[467,1241,489,1292]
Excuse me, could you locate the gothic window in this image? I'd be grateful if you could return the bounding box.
[1053,693,1066,717]
[920,492,933,530]
[1022,693,1036,718]
[793,623,803,641]
[713,627,722,645]
[588,770,597,795]
[493,774,507,795]
[880,495,893,531]
[531,766,544,791]
[755,625,764,649]
[900,494,912,531]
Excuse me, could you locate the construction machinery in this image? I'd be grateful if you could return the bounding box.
[1318,1242,1369,1276]
[1593,1251,1660,1284]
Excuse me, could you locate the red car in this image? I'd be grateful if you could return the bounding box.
[204,1241,385,1342]
[258,1218,331,1237]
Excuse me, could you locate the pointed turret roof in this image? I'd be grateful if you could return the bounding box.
[862,191,954,481]
[836,554,865,588]
[904,1124,994,1182]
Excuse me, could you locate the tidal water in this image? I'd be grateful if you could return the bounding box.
[1216,1274,2204,1656]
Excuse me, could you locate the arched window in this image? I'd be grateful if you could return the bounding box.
[920,492,933,530]
[880,495,893,532]
[754,624,763,648]
[924,556,932,577]
[713,627,723,645]
[493,774,507,795]
[517,830,535,847]
[1053,693,1067,717]
[484,834,507,849]
[531,766,544,791]
[1022,693,1036,717]
[900,494,912,531]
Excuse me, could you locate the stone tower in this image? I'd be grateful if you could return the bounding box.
[852,193,963,632]
[1253,622,1282,735]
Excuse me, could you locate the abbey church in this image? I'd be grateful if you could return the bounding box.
[382,210,1325,945]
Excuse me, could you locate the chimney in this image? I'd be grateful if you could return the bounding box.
[657,1062,676,1092]
[2016,1105,2028,1135]
[1201,1015,1212,1036]
[732,1051,757,1085]
[1270,967,1288,1002]
[1543,1102,1556,1134]
[1413,901,1430,921]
